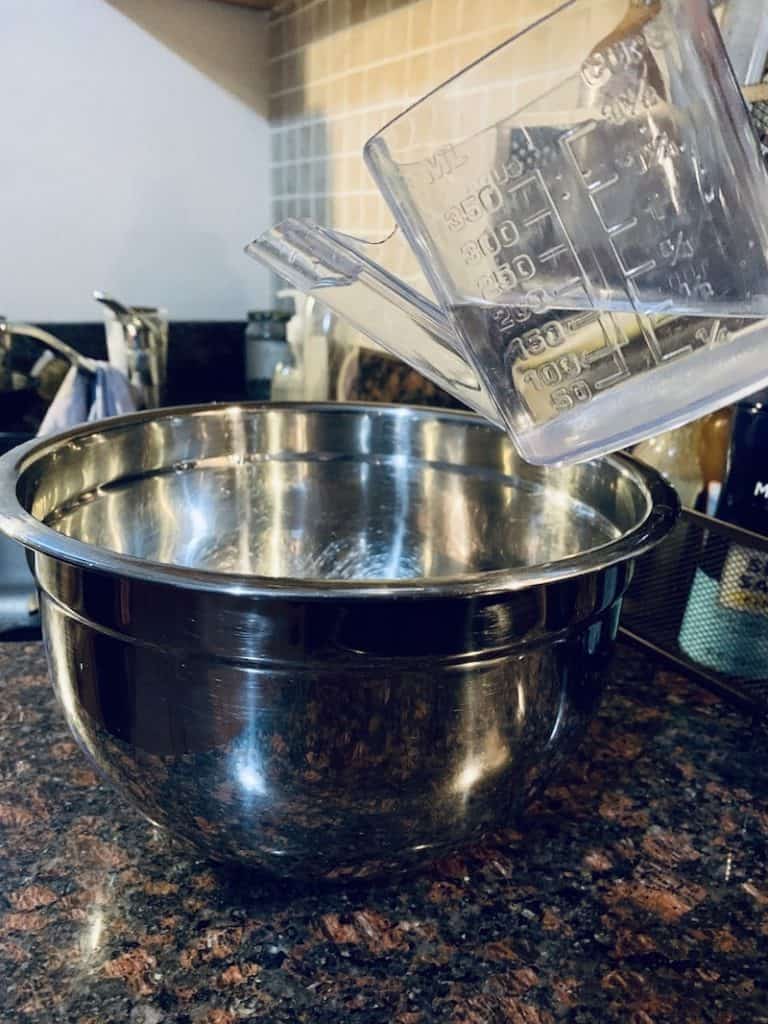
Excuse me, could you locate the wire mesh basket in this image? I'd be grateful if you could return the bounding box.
[620,508,768,720]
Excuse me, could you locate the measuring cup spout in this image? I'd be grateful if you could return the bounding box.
[246,219,500,424]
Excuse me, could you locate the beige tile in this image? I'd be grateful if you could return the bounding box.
[285,89,304,119]
[332,154,348,192]
[328,118,347,154]
[306,39,328,82]
[361,194,386,233]
[270,57,284,93]
[395,57,413,106]
[314,0,331,39]
[493,0,524,29]
[346,194,363,230]
[431,0,459,45]
[366,0,388,24]
[269,18,284,58]
[364,107,387,142]
[345,70,366,110]
[519,0,559,24]
[409,0,432,52]
[360,18,380,66]
[483,24,514,54]
[342,113,366,154]
[456,0,472,36]
[428,44,456,88]
[407,51,432,99]
[291,51,306,90]
[347,158,364,190]
[308,78,331,115]
[282,12,298,53]
[387,6,412,55]
[334,27,353,74]
[331,0,351,33]
[327,193,342,226]
[349,0,367,26]
[366,63,390,106]
[335,156,351,192]
[348,25,369,69]
[311,119,329,158]
[336,194,358,230]
[299,7,313,47]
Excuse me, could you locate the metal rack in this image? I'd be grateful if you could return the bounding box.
[620,508,768,721]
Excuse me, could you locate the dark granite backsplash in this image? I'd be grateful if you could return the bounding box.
[39,321,251,408]
[34,323,458,412]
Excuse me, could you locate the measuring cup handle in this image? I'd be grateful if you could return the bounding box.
[246,220,501,425]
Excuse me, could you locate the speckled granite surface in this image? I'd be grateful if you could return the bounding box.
[1,642,766,1024]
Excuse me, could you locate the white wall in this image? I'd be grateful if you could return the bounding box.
[3,0,272,322]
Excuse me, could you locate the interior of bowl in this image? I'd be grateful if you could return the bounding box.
[15,404,654,584]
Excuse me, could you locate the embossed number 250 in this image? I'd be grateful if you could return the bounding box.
[478,257,536,300]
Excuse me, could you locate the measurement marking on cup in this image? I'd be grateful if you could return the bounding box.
[623,260,658,280]
[426,145,468,184]
[642,315,694,364]
[587,174,620,195]
[539,244,570,266]
[606,216,639,238]
[660,231,694,267]
[523,209,554,229]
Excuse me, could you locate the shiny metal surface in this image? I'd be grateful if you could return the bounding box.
[0,403,678,877]
[93,291,168,409]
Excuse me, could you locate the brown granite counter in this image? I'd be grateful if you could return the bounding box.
[0,643,766,1023]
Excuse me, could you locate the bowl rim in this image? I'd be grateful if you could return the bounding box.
[0,401,680,599]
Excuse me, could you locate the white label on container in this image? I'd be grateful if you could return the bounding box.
[719,545,768,615]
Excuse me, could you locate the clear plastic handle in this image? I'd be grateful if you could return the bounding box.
[246,221,501,424]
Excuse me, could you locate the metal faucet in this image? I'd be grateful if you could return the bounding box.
[93,292,168,409]
[0,317,97,375]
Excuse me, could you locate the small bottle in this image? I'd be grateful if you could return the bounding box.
[270,290,307,402]
[679,389,768,678]
[244,311,290,401]
[633,421,705,508]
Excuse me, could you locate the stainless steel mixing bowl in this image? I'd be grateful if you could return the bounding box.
[0,403,677,878]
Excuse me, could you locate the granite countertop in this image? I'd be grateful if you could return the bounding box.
[1,643,766,1024]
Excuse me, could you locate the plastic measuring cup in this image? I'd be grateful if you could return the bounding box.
[250,0,768,465]
[367,0,768,319]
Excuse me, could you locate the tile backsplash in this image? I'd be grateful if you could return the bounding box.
[267,0,599,403]
[268,0,597,241]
